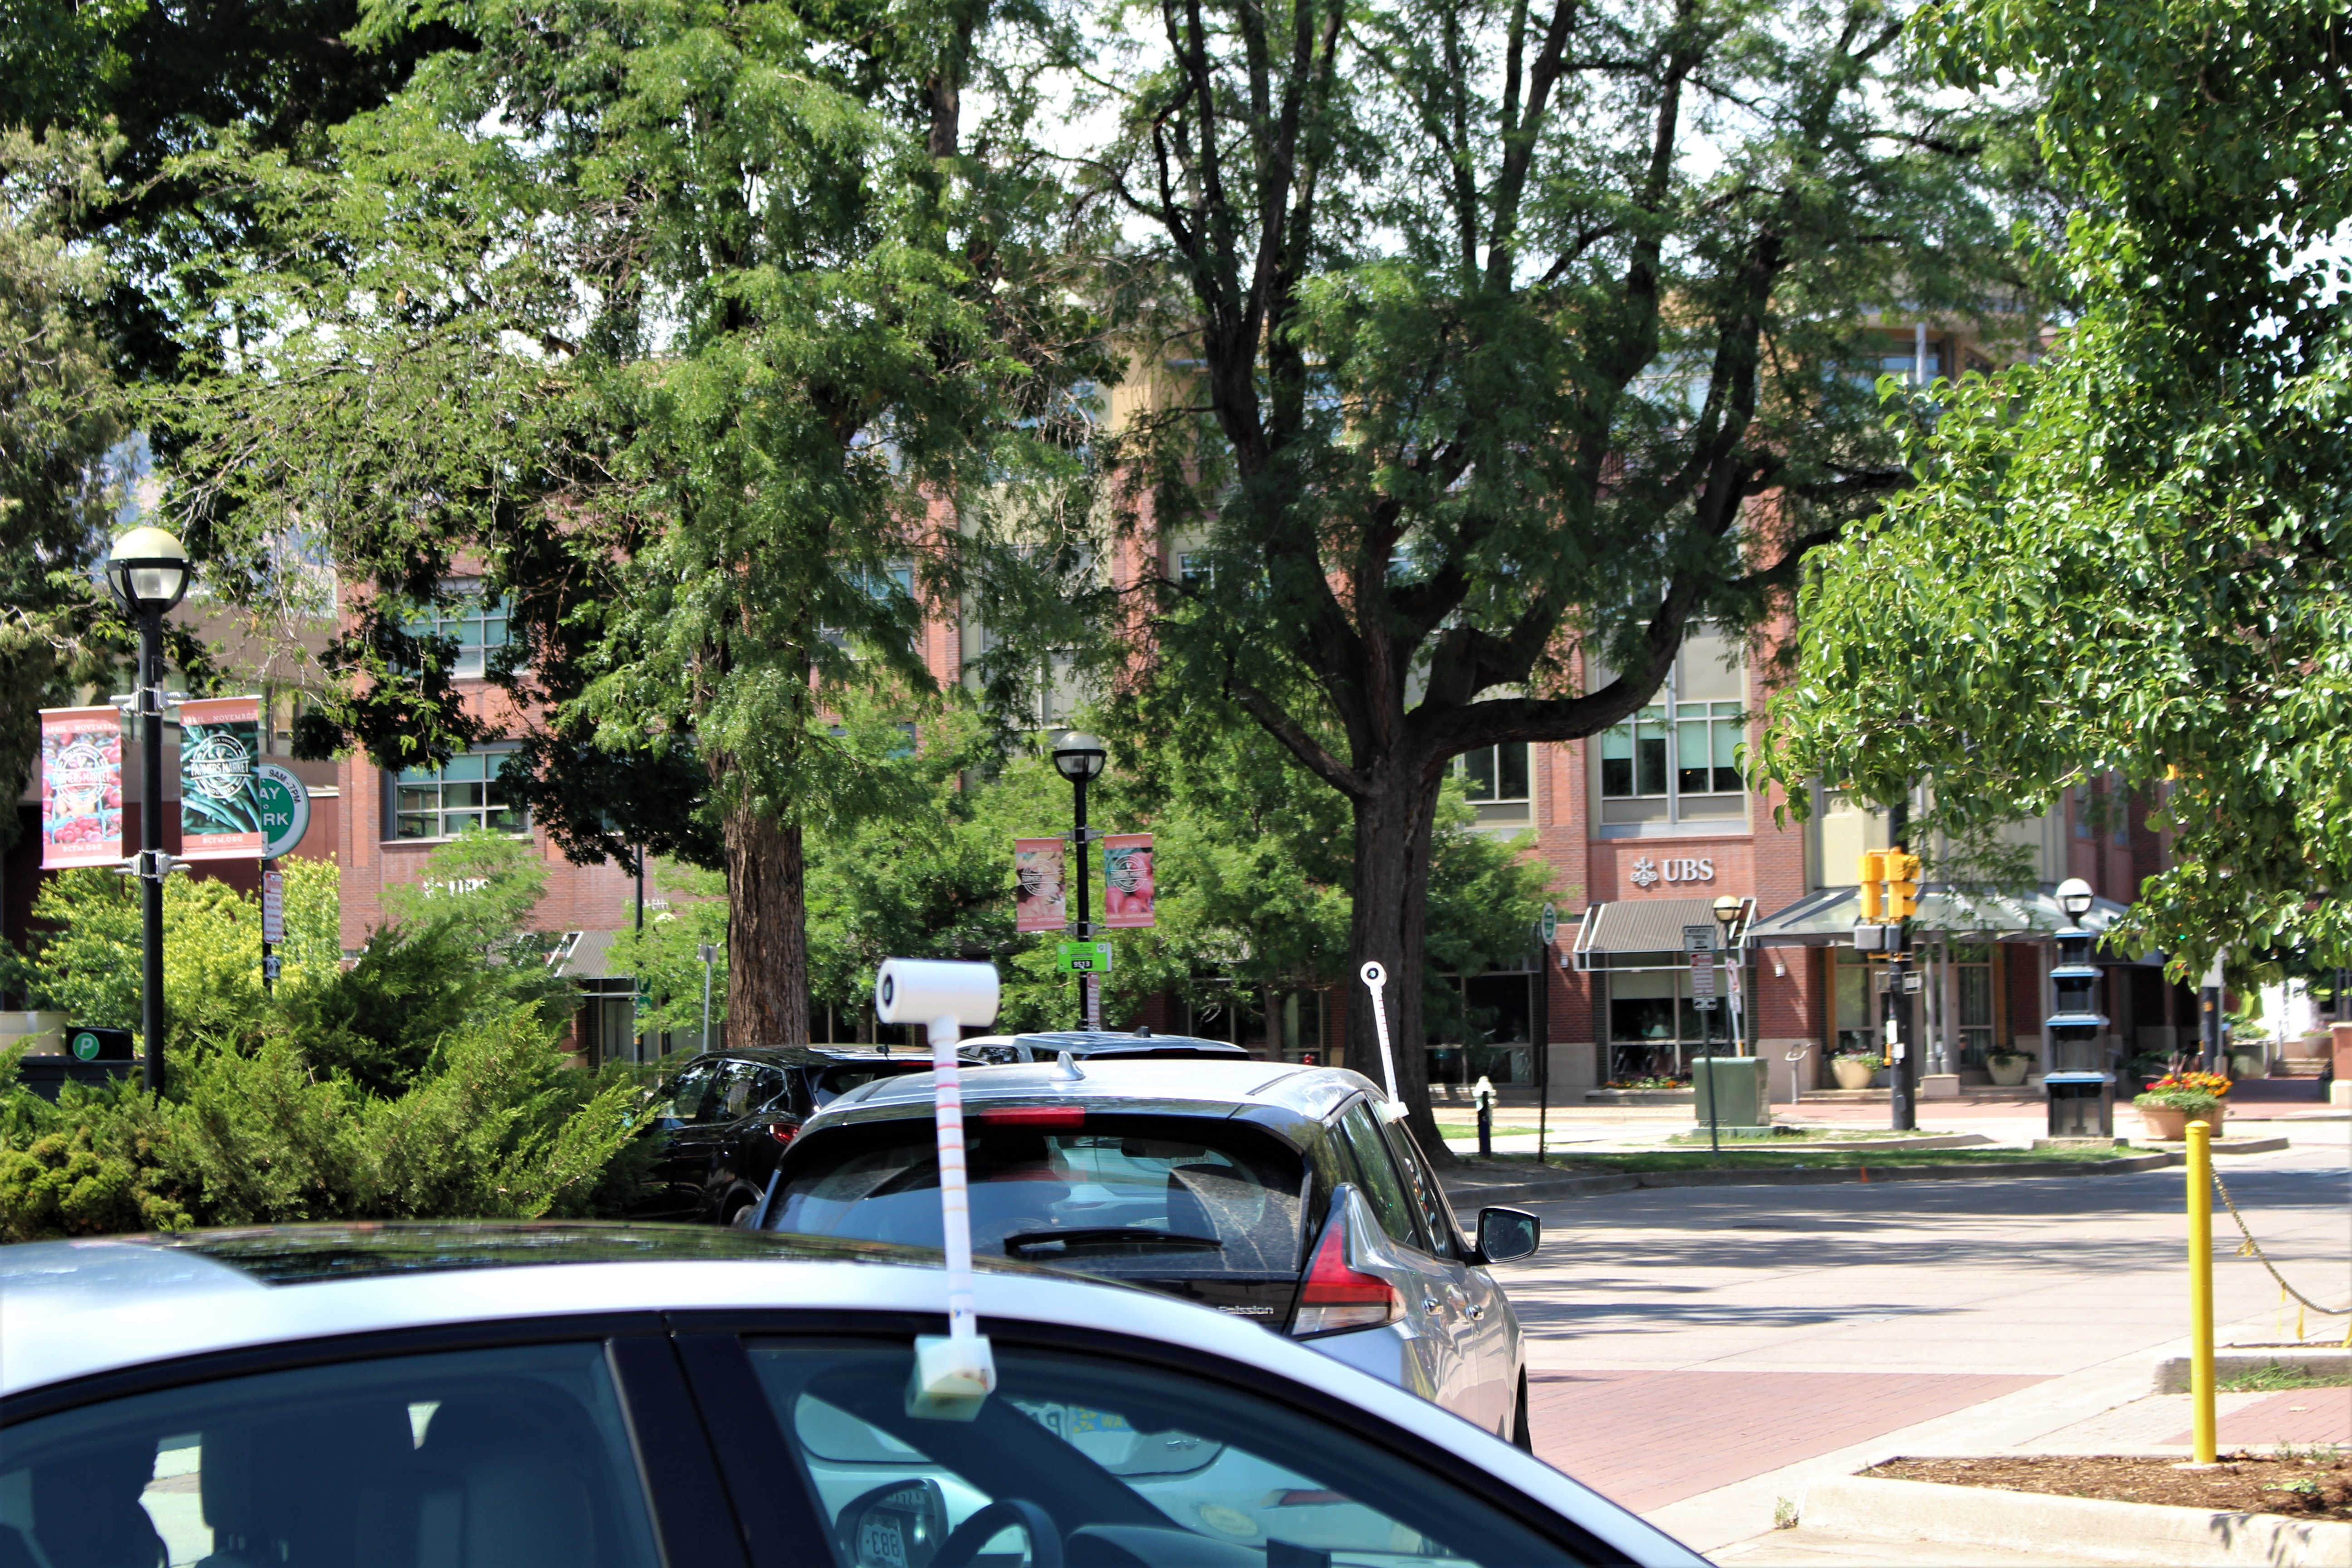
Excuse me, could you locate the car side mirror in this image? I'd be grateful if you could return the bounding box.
[1477,1206,1540,1264]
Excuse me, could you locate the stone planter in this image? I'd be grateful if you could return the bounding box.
[1830,1057,1877,1090]
[2228,1051,2264,1081]
[1985,1054,2031,1087]
[2138,1102,2226,1140]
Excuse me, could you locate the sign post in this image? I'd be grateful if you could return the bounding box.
[1685,925,1721,1160]
[1536,903,1557,1165]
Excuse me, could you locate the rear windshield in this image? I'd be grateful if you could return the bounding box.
[769,1114,1308,1276]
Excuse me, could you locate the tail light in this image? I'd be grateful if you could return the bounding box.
[767,1122,799,1148]
[1291,1206,1403,1337]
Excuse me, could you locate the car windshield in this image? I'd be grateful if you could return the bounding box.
[769,1115,1307,1276]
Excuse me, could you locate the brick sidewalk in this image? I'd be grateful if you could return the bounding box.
[1529,1369,2045,1513]
[2164,1385,2352,1446]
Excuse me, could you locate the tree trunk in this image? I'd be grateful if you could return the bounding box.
[1347,761,1452,1161]
[725,803,809,1048]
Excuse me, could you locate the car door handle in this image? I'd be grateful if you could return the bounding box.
[1466,1303,1486,1320]
[1421,1298,1442,1313]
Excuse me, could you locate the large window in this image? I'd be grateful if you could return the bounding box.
[1592,627,1747,828]
[390,748,528,840]
[1599,955,1753,1081]
[402,582,511,678]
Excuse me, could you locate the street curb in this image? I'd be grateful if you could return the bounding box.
[1441,1151,2182,1206]
[1800,1473,2351,1567]
[2132,1135,2293,1156]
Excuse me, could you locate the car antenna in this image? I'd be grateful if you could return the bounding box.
[1358,960,1407,1121]
[874,957,1001,1419]
[1053,1049,1085,1082]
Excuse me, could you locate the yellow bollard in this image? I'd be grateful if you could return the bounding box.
[2187,1118,2217,1464]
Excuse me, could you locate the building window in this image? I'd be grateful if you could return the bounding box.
[1599,955,1753,1081]
[1177,551,1214,585]
[1457,743,1530,803]
[1592,627,1746,829]
[1954,943,1995,1067]
[390,748,528,840]
[403,583,511,678]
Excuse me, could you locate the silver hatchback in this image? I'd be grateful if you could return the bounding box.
[760,1058,1541,1445]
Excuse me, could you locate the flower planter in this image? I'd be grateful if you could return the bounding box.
[2137,1103,2225,1140]
[1831,1058,1877,1090]
[1985,1055,2031,1087]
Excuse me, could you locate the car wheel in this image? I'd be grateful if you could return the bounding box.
[1512,1367,1533,1452]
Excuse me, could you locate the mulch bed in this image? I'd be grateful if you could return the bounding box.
[1866,1453,2352,1521]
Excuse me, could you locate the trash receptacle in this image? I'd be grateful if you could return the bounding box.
[1691,1056,1769,1128]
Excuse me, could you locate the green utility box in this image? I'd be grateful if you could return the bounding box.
[1690,1056,1770,1128]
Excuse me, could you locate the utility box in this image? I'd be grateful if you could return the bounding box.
[1692,1056,1770,1128]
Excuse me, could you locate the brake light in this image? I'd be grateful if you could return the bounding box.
[976,1106,1085,1128]
[767,1122,799,1147]
[1291,1209,1404,1336]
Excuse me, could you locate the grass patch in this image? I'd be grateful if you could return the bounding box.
[2221,1362,2350,1393]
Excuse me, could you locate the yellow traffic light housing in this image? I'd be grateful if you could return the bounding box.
[1886,850,1921,921]
[1858,851,1886,921]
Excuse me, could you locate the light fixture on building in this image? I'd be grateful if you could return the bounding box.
[2056,876,2095,923]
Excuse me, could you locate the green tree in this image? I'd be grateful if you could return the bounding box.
[1760,0,2352,978]
[160,0,1102,1048]
[1083,0,2030,1148]
[605,861,730,1044]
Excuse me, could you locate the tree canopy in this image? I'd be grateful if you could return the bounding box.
[1761,0,2352,978]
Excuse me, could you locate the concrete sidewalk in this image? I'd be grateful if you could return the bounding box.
[1481,1130,2350,1563]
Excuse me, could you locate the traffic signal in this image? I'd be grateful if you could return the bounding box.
[1885,850,1921,920]
[1858,850,1885,921]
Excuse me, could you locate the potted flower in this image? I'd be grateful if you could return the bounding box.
[2133,1070,2232,1140]
[1830,1049,1881,1090]
[1984,1044,2034,1088]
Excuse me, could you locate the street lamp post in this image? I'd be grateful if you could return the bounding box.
[1052,731,1107,1029]
[104,527,192,1097]
[1712,895,1742,1055]
[698,943,717,1053]
[2046,877,2113,1138]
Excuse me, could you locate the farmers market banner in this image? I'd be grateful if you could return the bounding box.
[1014,837,1067,932]
[177,696,265,860]
[39,707,123,868]
[1101,833,1156,928]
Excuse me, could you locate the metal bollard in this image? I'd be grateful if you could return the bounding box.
[2187,1118,2216,1463]
[1477,1096,1493,1158]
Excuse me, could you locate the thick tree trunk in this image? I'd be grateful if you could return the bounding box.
[1347,762,1451,1161]
[724,803,810,1048]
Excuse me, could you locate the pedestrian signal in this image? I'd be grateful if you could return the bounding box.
[1857,850,1886,921]
[1885,850,1921,920]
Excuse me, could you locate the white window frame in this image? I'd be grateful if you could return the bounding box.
[386,745,530,842]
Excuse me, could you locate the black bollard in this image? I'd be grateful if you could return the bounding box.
[1477,1096,1493,1158]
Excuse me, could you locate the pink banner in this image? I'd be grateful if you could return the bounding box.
[1014,838,1067,932]
[1101,833,1156,928]
[39,707,123,868]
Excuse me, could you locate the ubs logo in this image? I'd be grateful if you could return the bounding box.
[1631,855,1715,888]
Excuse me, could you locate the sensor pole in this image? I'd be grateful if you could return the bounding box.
[1360,960,1401,1111]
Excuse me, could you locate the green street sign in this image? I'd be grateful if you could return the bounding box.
[1057,940,1113,975]
[70,1031,101,1062]
[1539,902,1558,945]
[253,763,311,860]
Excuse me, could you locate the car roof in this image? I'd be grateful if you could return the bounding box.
[672,1046,932,1068]
[964,1030,1249,1058]
[0,1223,1703,1565]
[810,1056,1373,1135]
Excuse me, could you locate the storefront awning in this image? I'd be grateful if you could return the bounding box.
[1744,885,2139,949]
[1572,896,1754,963]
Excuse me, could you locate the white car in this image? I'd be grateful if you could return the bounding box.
[0,1224,1707,1567]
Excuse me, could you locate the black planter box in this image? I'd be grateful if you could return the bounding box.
[11,1057,141,1101]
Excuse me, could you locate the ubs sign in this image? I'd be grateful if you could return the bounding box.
[1630,855,1715,889]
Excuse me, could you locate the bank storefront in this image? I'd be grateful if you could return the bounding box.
[1571,897,1757,1083]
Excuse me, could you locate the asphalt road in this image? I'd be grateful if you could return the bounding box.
[1480,1127,2352,1555]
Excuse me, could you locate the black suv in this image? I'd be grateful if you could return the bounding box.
[631,1047,938,1226]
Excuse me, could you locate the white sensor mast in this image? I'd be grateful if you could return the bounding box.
[1359,960,1403,1114]
[874,957,1001,1417]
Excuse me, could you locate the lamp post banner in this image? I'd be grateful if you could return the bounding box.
[1100,833,1156,928]
[177,696,265,859]
[1013,838,1067,932]
[38,707,124,868]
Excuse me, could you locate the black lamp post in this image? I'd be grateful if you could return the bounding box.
[104,526,192,1096]
[2045,876,2112,1138]
[1052,731,1107,1029]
